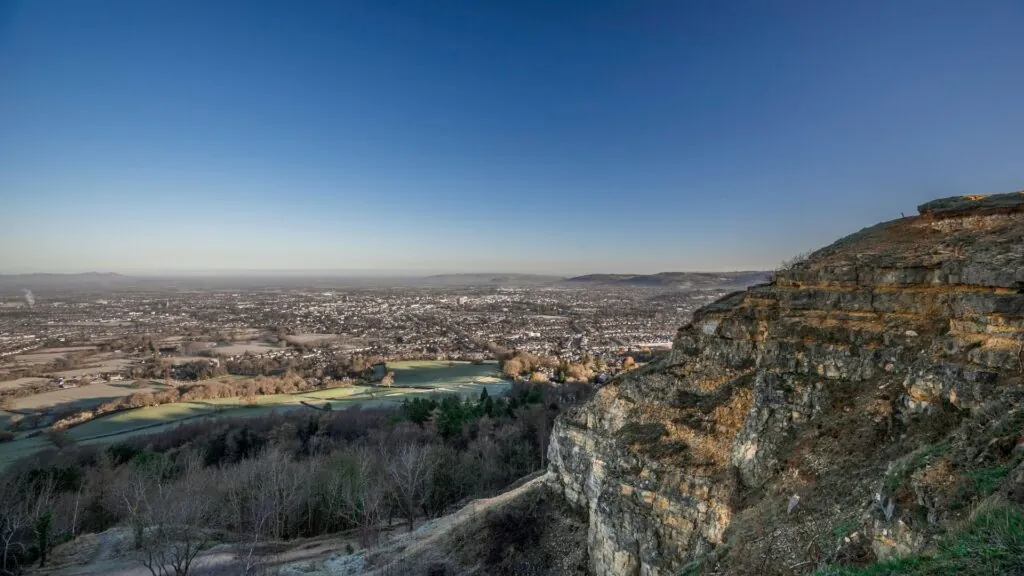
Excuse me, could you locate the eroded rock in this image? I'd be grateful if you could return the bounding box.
[548,191,1024,575]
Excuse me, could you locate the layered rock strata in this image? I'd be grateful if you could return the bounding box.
[549,191,1024,575]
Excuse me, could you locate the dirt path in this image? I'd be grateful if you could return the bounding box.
[37,472,551,576]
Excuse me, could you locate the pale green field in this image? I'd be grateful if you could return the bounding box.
[0,435,50,465]
[0,361,509,469]
[67,402,215,439]
[301,386,377,400]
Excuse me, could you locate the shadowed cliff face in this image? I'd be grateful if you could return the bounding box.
[549,192,1024,575]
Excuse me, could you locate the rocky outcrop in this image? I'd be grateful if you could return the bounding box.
[549,192,1024,575]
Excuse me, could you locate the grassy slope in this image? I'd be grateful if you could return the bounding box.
[818,503,1024,576]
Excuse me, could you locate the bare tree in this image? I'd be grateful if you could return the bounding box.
[134,453,215,576]
[122,464,151,550]
[0,476,28,576]
[218,460,277,576]
[386,443,429,531]
[263,448,304,540]
[27,472,57,569]
[339,447,385,544]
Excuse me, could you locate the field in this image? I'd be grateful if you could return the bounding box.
[0,361,507,469]
[0,377,48,392]
[49,358,134,379]
[1,348,131,386]
[9,379,163,411]
[284,333,339,345]
[208,341,279,355]
[387,360,506,389]
[9,346,97,365]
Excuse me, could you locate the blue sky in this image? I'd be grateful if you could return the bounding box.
[1,0,1022,275]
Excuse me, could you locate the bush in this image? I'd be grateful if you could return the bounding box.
[769,251,812,283]
[0,430,15,443]
[45,429,75,449]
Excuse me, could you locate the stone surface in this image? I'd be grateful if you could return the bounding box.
[918,191,1024,216]
[548,194,1024,575]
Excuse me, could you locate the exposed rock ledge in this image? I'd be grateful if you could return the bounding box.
[918,190,1024,217]
[549,191,1024,575]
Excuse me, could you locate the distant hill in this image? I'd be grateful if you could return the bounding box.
[0,272,141,294]
[419,273,564,286]
[564,271,769,289]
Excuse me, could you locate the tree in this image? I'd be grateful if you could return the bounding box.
[436,396,466,440]
[133,453,215,576]
[424,444,472,518]
[402,398,437,426]
[29,472,57,552]
[335,448,385,545]
[478,388,494,418]
[45,429,75,449]
[32,509,51,567]
[502,357,524,378]
[381,371,395,388]
[524,404,550,469]
[0,476,28,575]
[386,443,428,531]
[219,452,294,575]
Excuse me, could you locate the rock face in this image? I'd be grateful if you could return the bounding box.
[549,192,1024,575]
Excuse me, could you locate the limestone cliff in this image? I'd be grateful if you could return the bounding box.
[549,191,1024,575]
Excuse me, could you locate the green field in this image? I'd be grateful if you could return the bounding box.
[387,360,503,385]
[0,361,508,469]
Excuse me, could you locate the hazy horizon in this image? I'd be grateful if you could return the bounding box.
[3,1,1023,273]
[0,267,770,278]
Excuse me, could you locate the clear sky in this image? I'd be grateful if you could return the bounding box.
[1,1,1023,275]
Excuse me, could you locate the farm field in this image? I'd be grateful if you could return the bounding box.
[209,341,279,355]
[0,361,509,469]
[1,349,132,386]
[49,357,133,379]
[9,346,97,365]
[10,379,165,411]
[284,333,339,344]
[0,377,48,392]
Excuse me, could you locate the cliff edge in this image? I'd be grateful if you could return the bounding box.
[549,191,1024,575]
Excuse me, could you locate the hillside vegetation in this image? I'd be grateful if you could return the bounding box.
[0,381,593,575]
